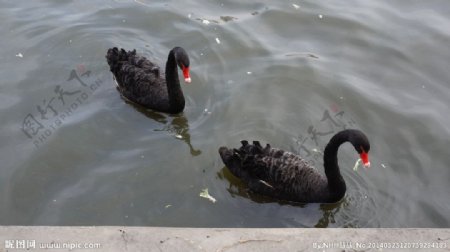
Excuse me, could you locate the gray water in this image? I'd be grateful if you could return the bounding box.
[1,0,449,228]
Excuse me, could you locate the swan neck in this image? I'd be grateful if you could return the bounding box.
[165,50,185,113]
[323,132,348,197]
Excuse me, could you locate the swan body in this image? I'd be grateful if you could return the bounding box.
[106,47,191,114]
[218,129,371,203]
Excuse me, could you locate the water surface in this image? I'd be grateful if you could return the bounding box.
[1,0,449,227]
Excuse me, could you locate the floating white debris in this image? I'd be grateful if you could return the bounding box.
[202,19,210,25]
[188,13,192,18]
[204,108,208,113]
[69,39,72,44]
[381,163,387,169]
[165,204,172,209]
[353,158,362,171]
[292,4,300,9]
[200,53,204,56]
[15,53,23,58]
[175,134,183,139]
[122,19,126,23]
[421,85,425,89]
[53,199,56,202]
[140,155,144,159]
[339,96,344,100]
[200,188,216,203]
[318,14,323,19]
[247,71,252,75]
[312,148,323,155]
[215,37,221,44]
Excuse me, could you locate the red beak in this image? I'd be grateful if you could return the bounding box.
[181,65,191,83]
[360,151,370,168]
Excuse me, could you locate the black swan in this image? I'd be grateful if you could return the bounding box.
[218,129,371,203]
[106,47,191,114]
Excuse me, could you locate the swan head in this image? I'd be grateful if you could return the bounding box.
[173,47,191,83]
[347,129,371,168]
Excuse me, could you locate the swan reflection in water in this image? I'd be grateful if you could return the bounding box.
[126,99,201,156]
[217,166,347,228]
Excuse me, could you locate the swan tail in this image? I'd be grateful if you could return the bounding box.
[219,141,273,180]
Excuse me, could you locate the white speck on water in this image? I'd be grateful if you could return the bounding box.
[79,55,82,58]
[15,53,23,58]
[140,155,144,159]
[292,4,300,9]
[312,148,323,155]
[227,80,234,84]
[53,199,57,202]
[69,39,72,44]
[125,215,128,218]
[165,204,172,209]
[175,134,183,139]
[202,19,210,25]
[381,163,387,169]
[203,108,212,115]
[215,38,221,44]
[318,14,323,19]
[122,19,126,23]
[339,96,344,100]
[422,85,425,89]
[247,71,252,75]
[188,13,192,18]
[200,53,204,56]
